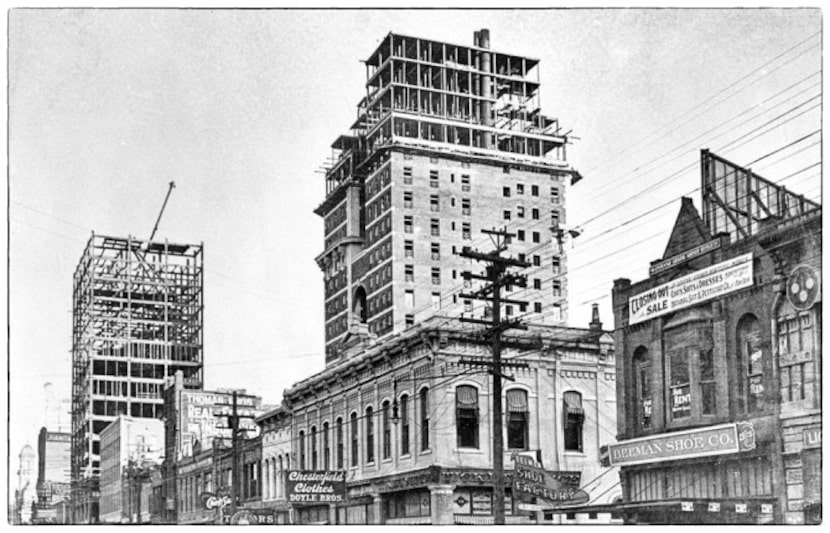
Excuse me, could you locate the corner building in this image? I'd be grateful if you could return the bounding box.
[282,316,620,525]
[609,150,821,524]
[316,30,581,363]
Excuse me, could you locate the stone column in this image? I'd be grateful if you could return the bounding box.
[428,484,455,525]
[371,494,383,524]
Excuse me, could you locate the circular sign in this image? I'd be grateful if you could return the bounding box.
[786,264,819,311]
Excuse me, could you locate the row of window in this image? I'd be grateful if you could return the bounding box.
[294,386,586,471]
[631,311,816,431]
[402,191,473,216]
[297,389,429,471]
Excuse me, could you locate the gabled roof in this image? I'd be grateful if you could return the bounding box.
[662,197,712,259]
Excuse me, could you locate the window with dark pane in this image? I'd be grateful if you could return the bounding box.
[455,385,479,448]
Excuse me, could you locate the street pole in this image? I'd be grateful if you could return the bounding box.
[491,265,506,526]
[458,228,530,526]
[230,391,240,517]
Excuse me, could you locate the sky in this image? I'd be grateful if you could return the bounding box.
[6,7,822,480]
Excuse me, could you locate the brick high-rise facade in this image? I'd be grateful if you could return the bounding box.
[316,30,581,364]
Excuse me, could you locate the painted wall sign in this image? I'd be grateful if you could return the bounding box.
[649,239,722,276]
[629,253,753,325]
[803,427,821,449]
[603,422,756,466]
[285,471,346,505]
[200,492,231,511]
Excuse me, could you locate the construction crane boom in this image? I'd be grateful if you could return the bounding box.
[149,181,176,242]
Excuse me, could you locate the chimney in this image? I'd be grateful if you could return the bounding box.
[589,303,603,331]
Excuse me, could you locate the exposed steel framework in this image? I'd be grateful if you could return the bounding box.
[70,233,203,522]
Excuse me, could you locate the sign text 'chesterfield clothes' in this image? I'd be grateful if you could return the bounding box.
[285,471,346,504]
[628,253,754,325]
[603,422,756,466]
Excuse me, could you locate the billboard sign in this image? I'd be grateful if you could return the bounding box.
[629,253,753,325]
[602,422,756,466]
[649,239,722,276]
[285,471,346,505]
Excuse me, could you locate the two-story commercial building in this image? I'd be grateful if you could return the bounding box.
[608,150,821,525]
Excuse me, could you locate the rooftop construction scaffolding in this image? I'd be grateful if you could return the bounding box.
[70,233,203,522]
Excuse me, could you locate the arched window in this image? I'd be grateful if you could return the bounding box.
[456,385,479,448]
[737,314,765,411]
[507,389,529,450]
[335,417,344,469]
[350,412,359,467]
[365,406,375,463]
[382,401,391,459]
[323,422,331,470]
[400,394,410,456]
[310,426,318,470]
[298,430,306,470]
[563,391,584,452]
[277,456,283,498]
[420,388,430,451]
[633,346,651,430]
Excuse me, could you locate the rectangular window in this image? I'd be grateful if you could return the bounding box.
[420,388,430,451]
[551,304,562,321]
[517,206,525,218]
[700,348,716,415]
[552,257,561,274]
[456,386,479,448]
[431,292,441,311]
[563,391,584,451]
[532,231,540,243]
[533,255,541,266]
[516,183,525,195]
[400,395,410,455]
[505,305,514,316]
[366,407,375,463]
[670,350,692,419]
[518,230,525,242]
[462,223,472,240]
[403,167,413,184]
[552,280,561,297]
[507,389,529,450]
[431,267,441,285]
[429,170,439,188]
[382,403,391,460]
[532,208,540,220]
[551,187,560,203]
[534,302,542,313]
[534,278,542,290]
[464,299,473,313]
[462,198,471,216]
[403,191,413,208]
[430,219,440,236]
[503,186,511,197]
[503,210,511,221]
[431,242,440,260]
[404,240,414,258]
[336,419,344,469]
[461,174,471,192]
[531,185,539,196]
[404,215,413,233]
[405,289,415,308]
[551,210,560,227]
[430,195,440,212]
[405,264,414,282]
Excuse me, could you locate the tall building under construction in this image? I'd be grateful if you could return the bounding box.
[316,30,582,363]
[70,233,203,523]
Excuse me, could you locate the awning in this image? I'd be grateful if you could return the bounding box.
[457,385,478,406]
[507,389,528,412]
[563,392,584,416]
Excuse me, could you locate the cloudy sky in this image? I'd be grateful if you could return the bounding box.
[7,7,821,470]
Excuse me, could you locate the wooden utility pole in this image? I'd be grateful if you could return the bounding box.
[230,391,240,516]
[458,228,530,525]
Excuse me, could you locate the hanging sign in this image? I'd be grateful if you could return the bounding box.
[200,491,232,511]
[511,453,588,508]
[787,264,819,310]
[629,253,753,325]
[285,471,346,505]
